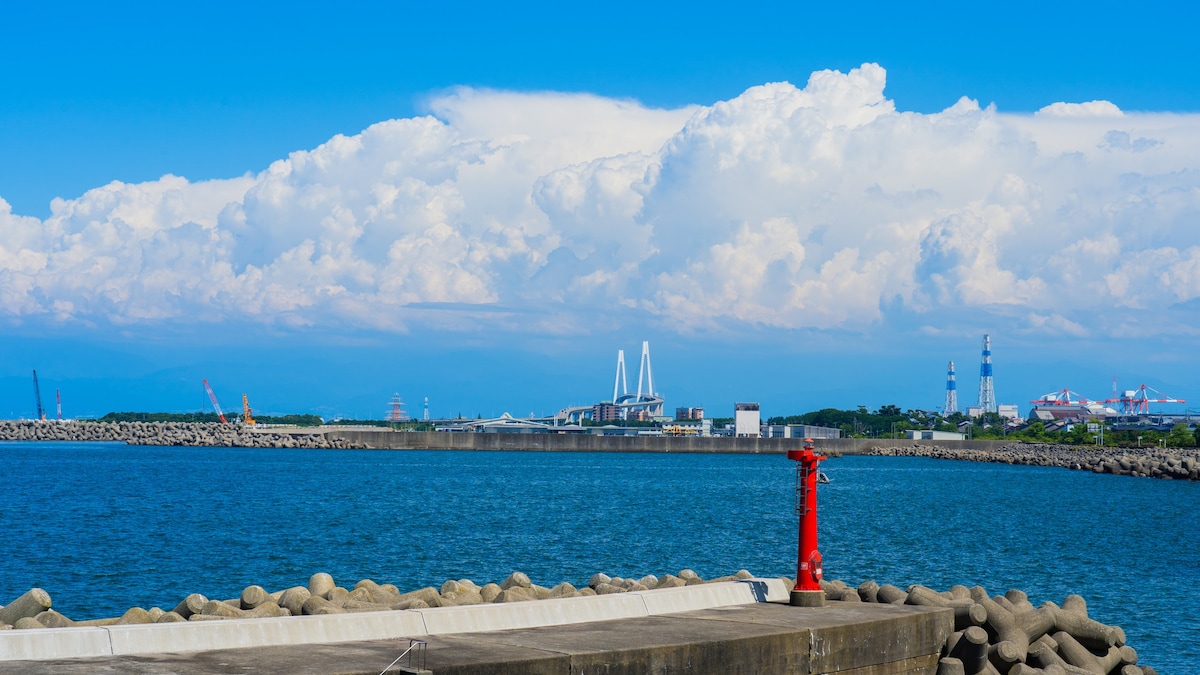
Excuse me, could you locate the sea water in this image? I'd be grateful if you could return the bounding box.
[2,442,1196,672]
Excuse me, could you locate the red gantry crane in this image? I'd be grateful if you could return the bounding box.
[1105,384,1186,415]
[203,379,228,424]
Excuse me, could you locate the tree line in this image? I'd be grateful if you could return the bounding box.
[767,405,1198,447]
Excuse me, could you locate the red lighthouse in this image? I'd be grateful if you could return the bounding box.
[787,438,827,607]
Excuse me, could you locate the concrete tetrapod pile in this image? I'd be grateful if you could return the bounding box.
[868,443,1200,482]
[817,579,1154,675]
[0,569,755,630]
[0,420,365,449]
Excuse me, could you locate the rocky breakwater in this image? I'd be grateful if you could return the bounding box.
[3,571,1157,673]
[818,579,1156,675]
[0,420,365,449]
[0,568,753,630]
[869,442,1200,482]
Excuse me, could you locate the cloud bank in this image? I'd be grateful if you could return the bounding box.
[4,64,1200,341]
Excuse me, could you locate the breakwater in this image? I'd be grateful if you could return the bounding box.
[1,572,1157,674]
[868,442,1200,481]
[4,422,1197,485]
[0,420,364,449]
[0,569,758,629]
[820,579,1155,675]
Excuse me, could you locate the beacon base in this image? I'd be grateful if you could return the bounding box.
[789,589,826,607]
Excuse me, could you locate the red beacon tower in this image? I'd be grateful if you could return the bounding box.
[787,438,827,607]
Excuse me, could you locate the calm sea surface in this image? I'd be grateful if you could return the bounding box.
[2,442,1196,672]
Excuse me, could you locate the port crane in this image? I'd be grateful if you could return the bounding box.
[202,379,228,424]
[32,370,46,421]
[242,394,256,426]
[1029,388,1096,406]
[1105,384,1186,415]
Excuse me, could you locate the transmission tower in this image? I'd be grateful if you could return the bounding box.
[944,361,958,415]
[386,394,410,422]
[977,335,996,414]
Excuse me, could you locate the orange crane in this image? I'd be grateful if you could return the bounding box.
[202,379,227,424]
[1106,384,1186,415]
[242,394,256,426]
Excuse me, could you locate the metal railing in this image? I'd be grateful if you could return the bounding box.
[379,638,427,674]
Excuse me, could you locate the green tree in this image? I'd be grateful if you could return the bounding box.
[1166,423,1196,447]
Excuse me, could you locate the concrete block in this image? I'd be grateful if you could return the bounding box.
[105,610,428,655]
[636,581,757,615]
[0,590,51,626]
[418,592,648,635]
[0,627,112,661]
[748,578,791,602]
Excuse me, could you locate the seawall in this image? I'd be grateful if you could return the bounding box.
[3,422,1195,481]
[320,429,1017,454]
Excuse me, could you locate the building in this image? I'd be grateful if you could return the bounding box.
[1029,403,1112,422]
[997,404,1021,421]
[734,402,760,438]
[675,406,704,421]
[906,430,965,441]
[592,403,620,423]
[764,424,841,440]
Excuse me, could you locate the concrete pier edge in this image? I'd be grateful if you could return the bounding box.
[0,579,790,662]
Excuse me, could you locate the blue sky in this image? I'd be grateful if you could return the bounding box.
[2,1,1199,420]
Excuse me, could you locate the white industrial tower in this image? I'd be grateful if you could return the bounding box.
[423,397,430,421]
[944,360,958,415]
[977,335,996,414]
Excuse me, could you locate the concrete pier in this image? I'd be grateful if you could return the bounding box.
[0,581,951,674]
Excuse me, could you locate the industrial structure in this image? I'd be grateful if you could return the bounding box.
[1106,384,1185,415]
[31,370,46,421]
[1027,380,1187,426]
[944,361,957,415]
[386,394,410,422]
[202,379,228,424]
[977,335,996,414]
[242,394,256,426]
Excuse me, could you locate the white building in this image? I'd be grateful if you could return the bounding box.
[906,430,965,441]
[734,402,761,438]
[764,424,841,439]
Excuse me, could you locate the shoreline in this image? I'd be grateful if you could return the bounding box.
[2,420,1198,481]
[867,442,1200,481]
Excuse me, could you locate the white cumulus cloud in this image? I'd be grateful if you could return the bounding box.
[4,65,1200,342]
